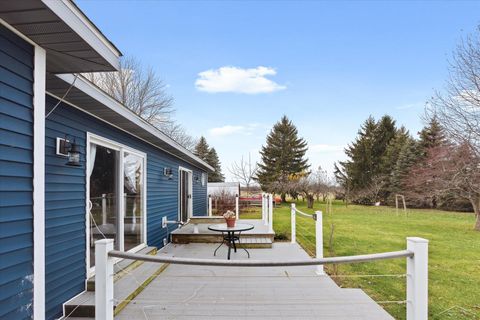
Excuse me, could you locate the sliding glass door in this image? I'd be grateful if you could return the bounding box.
[123,152,144,251]
[87,134,146,269]
[89,144,120,267]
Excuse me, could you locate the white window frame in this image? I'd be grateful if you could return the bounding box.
[86,133,147,277]
[178,166,193,223]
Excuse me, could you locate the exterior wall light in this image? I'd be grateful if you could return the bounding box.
[57,136,81,166]
[164,167,173,180]
[65,139,81,166]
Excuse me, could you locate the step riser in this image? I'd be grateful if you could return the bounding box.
[238,243,272,249]
[65,305,94,318]
[172,234,274,244]
[86,247,157,291]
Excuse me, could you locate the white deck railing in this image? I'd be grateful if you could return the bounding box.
[95,235,428,320]
[290,203,428,320]
[207,193,273,231]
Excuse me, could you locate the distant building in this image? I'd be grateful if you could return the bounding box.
[208,182,241,197]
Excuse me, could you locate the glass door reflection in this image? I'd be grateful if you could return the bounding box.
[89,144,119,267]
[123,152,144,251]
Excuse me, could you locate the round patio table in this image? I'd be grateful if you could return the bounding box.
[208,223,254,260]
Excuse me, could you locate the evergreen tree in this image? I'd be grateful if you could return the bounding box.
[194,136,210,161]
[194,136,224,182]
[335,115,398,204]
[374,115,397,175]
[418,117,446,155]
[256,115,309,201]
[390,136,419,196]
[206,148,225,182]
[339,116,377,191]
[382,126,412,200]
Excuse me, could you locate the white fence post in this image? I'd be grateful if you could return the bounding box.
[208,195,212,216]
[235,194,239,219]
[315,211,325,275]
[268,194,273,233]
[291,203,296,244]
[406,237,429,320]
[95,239,114,320]
[263,194,268,226]
[101,194,107,225]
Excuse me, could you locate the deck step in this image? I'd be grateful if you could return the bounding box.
[65,248,165,318]
[237,237,273,248]
[86,246,157,291]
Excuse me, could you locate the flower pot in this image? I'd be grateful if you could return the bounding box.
[225,218,236,227]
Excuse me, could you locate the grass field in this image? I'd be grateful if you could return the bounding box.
[243,200,480,319]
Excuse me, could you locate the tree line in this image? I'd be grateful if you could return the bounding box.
[335,26,480,230]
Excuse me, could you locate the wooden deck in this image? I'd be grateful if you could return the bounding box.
[171,219,274,248]
[115,243,394,320]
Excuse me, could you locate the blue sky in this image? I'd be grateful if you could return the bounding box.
[78,0,480,180]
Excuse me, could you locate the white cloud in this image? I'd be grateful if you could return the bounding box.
[209,123,262,137]
[195,66,286,94]
[309,144,345,153]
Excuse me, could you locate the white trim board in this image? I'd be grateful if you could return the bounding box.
[33,46,46,320]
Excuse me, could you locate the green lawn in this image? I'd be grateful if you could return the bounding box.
[266,200,479,320]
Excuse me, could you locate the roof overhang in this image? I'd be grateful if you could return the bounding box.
[0,0,121,73]
[46,73,214,173]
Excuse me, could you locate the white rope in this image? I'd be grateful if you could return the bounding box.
[109,249,413,267]
[294,207,314,218]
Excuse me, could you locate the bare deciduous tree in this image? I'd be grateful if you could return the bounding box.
[429,29,480,157]
[405,144,480,230]
[426,27,480,230]
[84,56,196,150]
[228,154,258,195]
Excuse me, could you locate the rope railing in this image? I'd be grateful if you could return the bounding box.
[108,248,413,267]
[291,203,324,275]
[289,203,429,320]
[95,236,428,320]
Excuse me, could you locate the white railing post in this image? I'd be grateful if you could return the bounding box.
[235,194,239,219]
[101,194,107,225]
[406,237,429,320]
[291,203,296,244]
[208,195,212,216]
[95,239,114,320]
[263,193,268,226]
[268,194,273,233]
[315,211,325,275]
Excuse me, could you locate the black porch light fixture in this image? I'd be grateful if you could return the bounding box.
[65,139,81,166]
[58,136,81,167]
[164,167,173,180]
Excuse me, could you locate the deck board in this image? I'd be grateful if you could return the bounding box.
[115,243,394,320]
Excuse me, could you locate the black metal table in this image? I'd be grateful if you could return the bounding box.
[208,223,254,260]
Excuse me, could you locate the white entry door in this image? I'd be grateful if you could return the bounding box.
[179,167,193,223]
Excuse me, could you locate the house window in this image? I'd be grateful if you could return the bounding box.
[201,172,206,186]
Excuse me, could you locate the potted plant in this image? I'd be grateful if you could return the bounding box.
[223,210,236,227]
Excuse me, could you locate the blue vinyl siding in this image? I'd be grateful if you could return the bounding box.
[0,25,34,320]
[44,96,208,319]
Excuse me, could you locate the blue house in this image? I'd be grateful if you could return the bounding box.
[0,1,212,319]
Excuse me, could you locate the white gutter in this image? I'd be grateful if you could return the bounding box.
[54,73,214,172]
[42,0,121,70]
